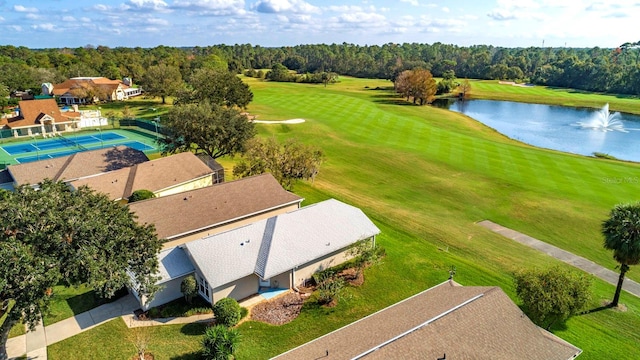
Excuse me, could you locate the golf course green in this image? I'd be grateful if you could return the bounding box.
[47,77,640,359]
[235,76,640,359]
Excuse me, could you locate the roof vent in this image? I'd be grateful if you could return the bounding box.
[326,242,330,246]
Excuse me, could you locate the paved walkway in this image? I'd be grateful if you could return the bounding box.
[478,220,640,298]
[7,292,269,359]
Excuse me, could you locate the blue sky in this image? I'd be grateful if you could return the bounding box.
[0,0,638,48]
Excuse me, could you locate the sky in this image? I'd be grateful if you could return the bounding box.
[0,0,639,49]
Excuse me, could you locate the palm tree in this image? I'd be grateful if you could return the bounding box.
[202,325,240,360]
[602,202,640,307]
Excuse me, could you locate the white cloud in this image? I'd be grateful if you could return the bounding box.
[487,9,517,20]
[399,0,419,6]
[92,4,110,11]
[145,17,170,25]
[14,5,38,13]
[335,12,385,24]
[124,0,170,12]
[32,23,57,31]
[0,16,4,22]
[81,17,92,23]
[326,5,363,12]
[254,0,320,14]
[420,17,467,33]
[442,6,450,13]
[172,0,245,15]
[62,16,76,21]
[25,13,40,20]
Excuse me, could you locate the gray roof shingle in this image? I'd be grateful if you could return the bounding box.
[184,199,381,288]
[156,247,195,284]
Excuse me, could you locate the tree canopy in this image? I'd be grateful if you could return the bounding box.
[160,101,255,159]
[514,266,591,330]
[233,137,323,190]
[177,68,253,108]
[394,69,437,105]
[602,202,640,307]
[141,64,183,104]
[0,181,161,359]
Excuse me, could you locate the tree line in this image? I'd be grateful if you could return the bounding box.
[2,42,640,96]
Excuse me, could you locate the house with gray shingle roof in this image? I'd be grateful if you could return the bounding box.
[273,281,582,360]
[134,198,380,310]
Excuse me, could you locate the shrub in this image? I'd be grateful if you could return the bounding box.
[202,325,240,360]
[181,275,197,304]
[213,298,241,327]
[514,266,591,330]
[128,189,155,203]
[315,271,345,305]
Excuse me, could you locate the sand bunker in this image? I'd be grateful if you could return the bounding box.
[253,118,305,124]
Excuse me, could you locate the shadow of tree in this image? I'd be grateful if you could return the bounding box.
[169,350,202,360]
[180,322,208,336]
[102,146,149,172]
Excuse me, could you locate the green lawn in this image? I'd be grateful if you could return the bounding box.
[42,285,128,326]
[48,77,640,359]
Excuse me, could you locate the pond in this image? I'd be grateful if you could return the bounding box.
[437,99,640,162]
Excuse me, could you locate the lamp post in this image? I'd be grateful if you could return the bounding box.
[95,128,103,148]
[31,135,39,160]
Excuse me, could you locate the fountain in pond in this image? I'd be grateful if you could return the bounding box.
[575,103,628,132]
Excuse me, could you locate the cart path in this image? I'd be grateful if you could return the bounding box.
[478,220,640,298]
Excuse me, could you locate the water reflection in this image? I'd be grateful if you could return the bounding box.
[441,99,640,162]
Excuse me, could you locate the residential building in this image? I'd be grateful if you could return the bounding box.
[0,99,80,137]
[274,281,582,360]
[69,152,221,202]
[136,198,380,309]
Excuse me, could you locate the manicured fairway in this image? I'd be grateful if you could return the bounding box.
[48,78,640,360]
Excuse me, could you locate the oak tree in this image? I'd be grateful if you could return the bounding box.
[160,101,255,159]
[0,181,161,360]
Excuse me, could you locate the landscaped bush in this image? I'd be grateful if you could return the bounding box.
[128,189,155,203]
[202,325,240,360]
[315,271,345,305]
[180,275,197,304]
[212,298,241,327]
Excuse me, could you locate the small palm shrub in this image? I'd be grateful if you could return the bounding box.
[202,325,240,360]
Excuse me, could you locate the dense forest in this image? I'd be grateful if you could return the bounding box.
[1,42,640,96]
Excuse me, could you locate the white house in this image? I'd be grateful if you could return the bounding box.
[133,199,380,310]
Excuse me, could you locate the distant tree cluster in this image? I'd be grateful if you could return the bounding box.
[394,69,437,105]
[262,64,338,86]
[3,42,640,96]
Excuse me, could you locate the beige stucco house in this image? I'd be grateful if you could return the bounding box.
[138,198,380,310]
[69,152,221,202]
[129,173,304,250]
[45,77,135,105]
[0,99,80,137]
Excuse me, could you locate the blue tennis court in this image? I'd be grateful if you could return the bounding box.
[14,141,155,164]
[2,132,126,155]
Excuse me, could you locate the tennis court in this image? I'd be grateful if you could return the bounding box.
[0,130,157,164]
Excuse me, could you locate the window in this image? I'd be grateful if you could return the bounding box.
[198,274,210,300]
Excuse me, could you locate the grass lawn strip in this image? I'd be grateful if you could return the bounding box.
[48,77,640,359]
